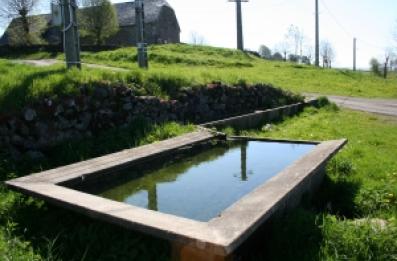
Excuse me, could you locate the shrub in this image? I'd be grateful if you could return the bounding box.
[370,58,381,76]
[316,96,330,107]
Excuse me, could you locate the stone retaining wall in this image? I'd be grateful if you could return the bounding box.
[0,83,301,157]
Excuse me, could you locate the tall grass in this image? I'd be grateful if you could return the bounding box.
[233,105,397,260]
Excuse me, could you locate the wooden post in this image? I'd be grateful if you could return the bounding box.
[315,0,320,67]
[229,0,248,51]
[353,38,357,71]
[62,0,81,69]
[135,0,148,68]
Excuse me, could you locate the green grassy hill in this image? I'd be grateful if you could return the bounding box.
[79,44,397,98]
[0,44,396,113]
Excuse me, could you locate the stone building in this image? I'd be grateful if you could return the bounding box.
[0,0,180,46]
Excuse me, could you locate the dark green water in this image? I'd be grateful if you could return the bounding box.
[99,141,315,221]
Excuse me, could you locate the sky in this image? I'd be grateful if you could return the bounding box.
[1,0,396,69]
[161,0,397,69]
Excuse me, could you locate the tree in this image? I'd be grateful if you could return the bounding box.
[301,56,311,65]
[370,58,381,76]
[275,41,289,61]
[303,44,314,64]
[286,24,303,57]
[0,0,45,45]
[79,0,119,46]
[320,40,335,68]
[258,45,271,59]
[391,58,397,72]
[189,31,206,45]
[382,49,395,79]
[272,52,283,61]
[288,54,299,63]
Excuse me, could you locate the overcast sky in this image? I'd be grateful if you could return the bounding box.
[1,0,396,69]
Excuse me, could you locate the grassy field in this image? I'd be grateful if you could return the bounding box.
[223,103,397,260]
[1,44,396,107]
[77,44,397,98]
[0,59,142,113]
[0,44,396,113]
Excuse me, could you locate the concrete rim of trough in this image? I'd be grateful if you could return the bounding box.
[5,129,347,257]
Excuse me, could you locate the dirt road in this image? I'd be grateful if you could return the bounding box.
[306,94,397,118]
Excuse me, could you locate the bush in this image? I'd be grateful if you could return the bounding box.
[316,96,330,107]
[272,52,283,61]
[370,58,381,76]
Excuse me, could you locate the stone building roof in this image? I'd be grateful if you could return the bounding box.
[115,0,174,26]
[0,0,180,45]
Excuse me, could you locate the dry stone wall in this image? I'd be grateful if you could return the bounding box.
[0,83,301,158]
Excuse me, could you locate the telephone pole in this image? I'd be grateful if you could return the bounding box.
[353,38,357,71]
[315,0,320,67]
[229,0,248,51]
[62,0,81,69]
[135,0,148,68]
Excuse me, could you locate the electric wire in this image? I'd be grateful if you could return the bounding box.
[320,0,388,51]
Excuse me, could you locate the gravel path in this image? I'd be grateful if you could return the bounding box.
[12,59,129,72]
[305,93,397,118]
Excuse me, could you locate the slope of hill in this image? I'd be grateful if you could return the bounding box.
[80,44,397,98]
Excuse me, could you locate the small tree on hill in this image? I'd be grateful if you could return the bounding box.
[275,41,289,61]
[0,0,46,45]
[286,24,303,57]
[189,31,206,45]
[320,40,335,68]
[258,45,272,59]
[79,0,119,46]
[382,49,395,79]
[272,52,283,61]
[370,58,381,76]
[288,54,299,63]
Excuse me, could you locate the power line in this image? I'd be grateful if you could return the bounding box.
[320,0,351,38]
[320,0,388,52]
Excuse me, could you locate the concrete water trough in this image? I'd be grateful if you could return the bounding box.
[6,128,346,260]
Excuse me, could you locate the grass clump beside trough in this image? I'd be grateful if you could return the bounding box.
[0,120,194,260]
[78,44,397,99]
[225,103,397,260]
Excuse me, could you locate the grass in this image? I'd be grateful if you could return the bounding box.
[0,59,146,113]
[77,44,397,99]
[222,104,397,260]
[0,44,397,101]
[1,43,397,260]
[0,120,194,261]
[2,102,396,260]
[0,55,301,113]
[0,44,396,113]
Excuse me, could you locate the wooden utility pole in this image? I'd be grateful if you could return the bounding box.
[315,0,320,67]
[229,0,248,51]
[353,38,357,71]
[135,0,148,68]
[62,0,81,69]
